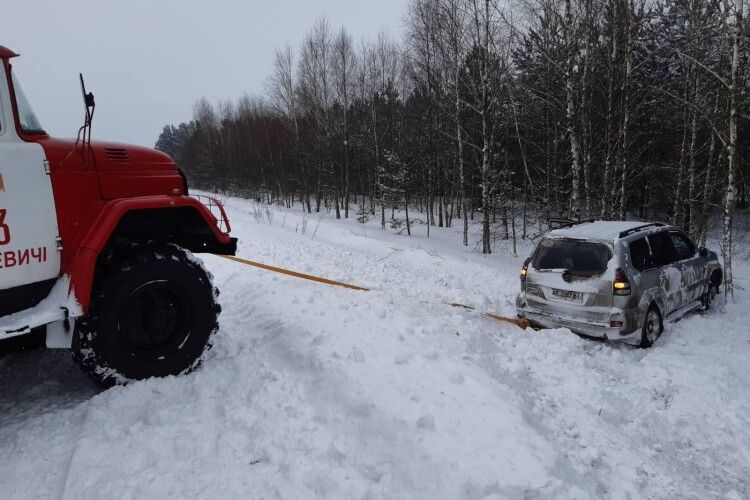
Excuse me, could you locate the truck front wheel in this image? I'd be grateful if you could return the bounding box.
[72,243,220,386]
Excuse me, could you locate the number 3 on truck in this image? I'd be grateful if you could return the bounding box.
[0,209,10,245]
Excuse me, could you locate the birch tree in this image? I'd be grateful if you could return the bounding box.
[723,0,745,296]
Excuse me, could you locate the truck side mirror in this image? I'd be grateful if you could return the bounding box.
[699,247,708,258]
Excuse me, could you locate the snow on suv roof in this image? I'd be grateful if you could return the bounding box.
[546,220,657,242]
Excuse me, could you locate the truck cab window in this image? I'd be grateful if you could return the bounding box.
[11,70,45,134]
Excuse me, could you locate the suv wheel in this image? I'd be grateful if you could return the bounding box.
[72,243,220,386]
[639,304,663,348]
[701,272,721,311]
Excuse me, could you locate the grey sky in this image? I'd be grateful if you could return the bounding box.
[1,0,406,147]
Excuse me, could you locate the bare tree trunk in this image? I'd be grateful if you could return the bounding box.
[447,0,469,246]
[510,92,534,203]
[405,189,411,236]
[686,69,700,236]
[618,0,633,221]
[581,0,594,217]
[474,0,494,254]
[673,2,697,225]
[459,98,469,246]
[511,186,517,255]
[699,142,722,246]
[698,92,721,245]
[723,0,743,297]
[673,87,690,224]
[601,0,618,219]
[565,0,582,220]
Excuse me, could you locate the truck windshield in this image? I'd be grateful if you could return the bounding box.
[11,70,45,134]
[532,238,611,277]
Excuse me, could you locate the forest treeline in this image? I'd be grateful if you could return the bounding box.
[156,0,749,288]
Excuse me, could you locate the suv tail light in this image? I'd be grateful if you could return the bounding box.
[520,257,531,284]
[613,268,631,296]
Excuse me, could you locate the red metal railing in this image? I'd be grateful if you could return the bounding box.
[191,195,232,234]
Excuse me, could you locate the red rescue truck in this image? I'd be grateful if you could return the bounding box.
[0,45,237,385]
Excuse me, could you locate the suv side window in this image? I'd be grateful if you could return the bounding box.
[670,231,695,261]
[629,237,653,271]
[647,231,678,267]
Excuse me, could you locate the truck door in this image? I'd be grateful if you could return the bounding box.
[0,66,61,297]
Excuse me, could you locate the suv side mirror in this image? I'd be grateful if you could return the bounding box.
[699,246,708,258]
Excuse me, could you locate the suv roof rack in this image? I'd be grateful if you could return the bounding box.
[549,217,597,230]
[618,222,665,239]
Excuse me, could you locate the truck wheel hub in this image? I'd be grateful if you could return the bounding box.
[123,283,187,349]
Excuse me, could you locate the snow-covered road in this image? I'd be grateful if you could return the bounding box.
[1,195,749,499]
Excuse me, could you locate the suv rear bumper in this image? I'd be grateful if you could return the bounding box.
[516,299,641,343]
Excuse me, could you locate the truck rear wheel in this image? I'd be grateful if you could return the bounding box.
[72,243,220,386]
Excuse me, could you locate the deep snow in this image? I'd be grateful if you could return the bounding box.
[1,195,749,499]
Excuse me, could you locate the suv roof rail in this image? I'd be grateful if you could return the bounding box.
[549,217,597,229]
[618,222,665,239]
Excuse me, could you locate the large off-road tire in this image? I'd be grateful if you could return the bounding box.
[639,304,663,349]
[72,243,220,386]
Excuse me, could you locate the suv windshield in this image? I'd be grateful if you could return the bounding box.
[532,238,611,277]
[11,69,45,134]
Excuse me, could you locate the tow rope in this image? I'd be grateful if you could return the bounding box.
[220,255,370,291]
[448,302,533,329]
[219,255,531,329]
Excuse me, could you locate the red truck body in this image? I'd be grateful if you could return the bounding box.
[0,45,235,315]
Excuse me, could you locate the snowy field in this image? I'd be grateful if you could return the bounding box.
[1,194,749,499]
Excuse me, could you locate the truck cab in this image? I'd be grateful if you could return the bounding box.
[0,47,62,319]
[0,45,236,385]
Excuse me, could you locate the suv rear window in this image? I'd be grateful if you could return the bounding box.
[532,238,612,277]
[629,237,653,271]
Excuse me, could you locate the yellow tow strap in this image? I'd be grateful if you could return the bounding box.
[449,302,533,329]
[220,255,370,291]
[219,255,532,329]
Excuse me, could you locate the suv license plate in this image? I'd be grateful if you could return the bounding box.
[552,289,583,302]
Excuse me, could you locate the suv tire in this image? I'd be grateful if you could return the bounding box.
[72,243,220,386]
[701,271,722,311]
[639,304,663,348]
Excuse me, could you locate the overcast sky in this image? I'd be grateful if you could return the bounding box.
[1,0,406,147]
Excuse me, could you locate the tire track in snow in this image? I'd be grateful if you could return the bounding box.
[58,401,93,500]
[208,247,560,497]
[211,264,437,496]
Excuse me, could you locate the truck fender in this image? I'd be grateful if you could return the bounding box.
[66,196,231,314]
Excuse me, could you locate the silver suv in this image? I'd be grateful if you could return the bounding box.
[516,221,722,347]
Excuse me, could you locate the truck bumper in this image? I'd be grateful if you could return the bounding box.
[181,233,237,256]
[209,237,238,256]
